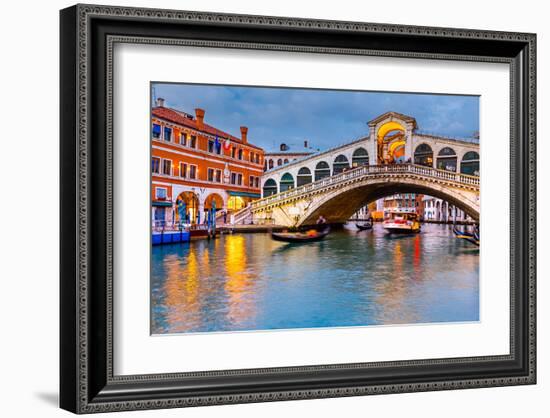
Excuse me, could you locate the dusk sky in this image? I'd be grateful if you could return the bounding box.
[153,83,479,152]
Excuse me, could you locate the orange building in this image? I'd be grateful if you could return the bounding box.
[151,98,265,229]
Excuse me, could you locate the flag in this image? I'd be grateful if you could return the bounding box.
[223,138,231,150]
[215,135,221,152]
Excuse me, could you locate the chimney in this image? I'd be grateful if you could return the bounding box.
[304,140,308,149]
[195,108,205,129]
[240,126,248,143]
[156,97,165,107]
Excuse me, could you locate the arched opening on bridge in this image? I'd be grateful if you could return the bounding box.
[297,179,479,226]
[414,143,433,167]
[436,147,457,172]
[277,159,283,166]
[262,179,277,197]
[333,154,350,175]
[377,121,406,164]
[175,191,199,224]
[460,151,480,176]
[388,140,406,163]
[315,161,331,181]
[351,147,369,167]
[280,173,295,192]
[268,159,274,169]
[297,167,313,186]
[283,158,289,164]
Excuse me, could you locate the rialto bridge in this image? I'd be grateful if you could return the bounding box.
[235,111,480,226]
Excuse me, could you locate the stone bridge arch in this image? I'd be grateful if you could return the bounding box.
[297,177,479,226]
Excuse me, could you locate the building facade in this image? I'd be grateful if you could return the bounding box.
[264,141,315,171]
[422,196,471,223]
[383,194,424,217]
[151,99,265,229]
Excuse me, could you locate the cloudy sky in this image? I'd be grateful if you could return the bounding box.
[153,83,479,152]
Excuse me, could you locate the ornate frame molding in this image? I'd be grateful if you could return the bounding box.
[60,4,536,414]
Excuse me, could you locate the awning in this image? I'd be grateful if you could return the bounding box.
[227,191,261,199]
[152,201,173,207]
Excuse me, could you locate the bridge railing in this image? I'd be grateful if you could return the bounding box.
[252,163,479,210]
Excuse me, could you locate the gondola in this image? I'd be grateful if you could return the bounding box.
[355,222,373,231]
[271,227,330,243]
[453,226,480,246]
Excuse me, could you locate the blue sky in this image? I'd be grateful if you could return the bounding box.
[153,83,479,152]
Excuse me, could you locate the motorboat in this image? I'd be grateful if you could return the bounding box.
[383,210,421,234]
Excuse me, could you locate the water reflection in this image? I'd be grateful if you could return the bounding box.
[151,224,479,334]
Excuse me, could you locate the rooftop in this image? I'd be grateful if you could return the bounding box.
[152,105,264,151]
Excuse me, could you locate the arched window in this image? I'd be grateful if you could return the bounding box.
[262,179,277,197]
[460,151,480,176]
[333,155,349,175]
[314,161,330,181]
[268,159,274,169]
[283,158,289,164]
[280,173,295,192]
[436,147,457,172]
[204,193,224,210]
[277,159,283,166]
[414,143,433,167]
[175,192,199,224]
[297,167,312,186]
[351,148,369,167]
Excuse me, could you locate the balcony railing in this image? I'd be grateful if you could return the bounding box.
[253,163,479,210]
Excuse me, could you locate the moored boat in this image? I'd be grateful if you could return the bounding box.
[355,222,373,231]
[383,210,421,234]
[453,226,480,246]
[271,227,330,243]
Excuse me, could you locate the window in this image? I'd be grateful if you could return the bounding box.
[208,168,215,182]
[250,152,255,162]
[231,147,236,159]
[180,132,187,146]
[151,157,160,174]
[255,177,259,188]
[237,173,243,185]
[238,149,243,160]
[231,172,237,185]
[155,187,167,199]
[215,169,222,183]
[179,162,187,178]
[208,140,215,153]
[163,127,172,142]
[162,159,172,175]
[249,176,254,187]
[256,154,260,164]
[189,165,197,179]
[189,135,197,148]
[152,123,161,139]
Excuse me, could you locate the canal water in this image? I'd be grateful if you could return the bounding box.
[151,224,479,335]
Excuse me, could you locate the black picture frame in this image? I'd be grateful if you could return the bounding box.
[60,4,536,414]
